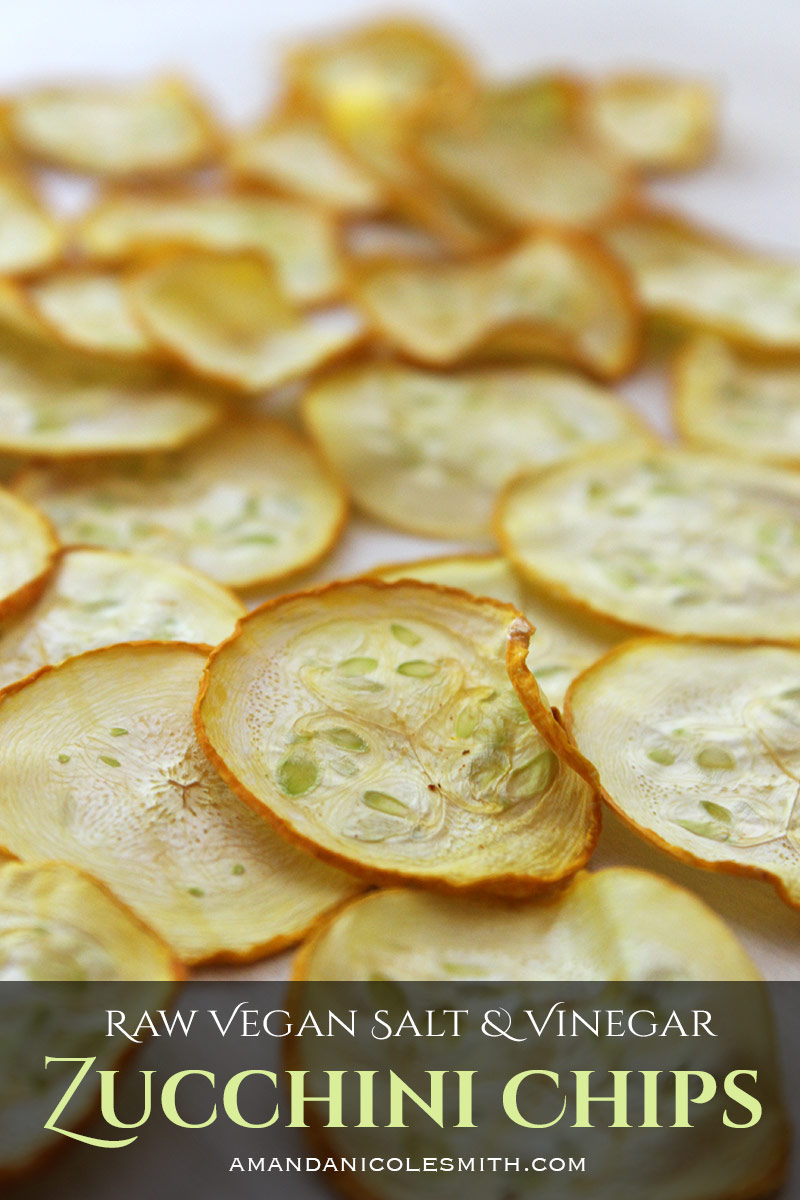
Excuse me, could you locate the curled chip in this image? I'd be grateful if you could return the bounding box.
[0,166,65,275]
[196,579,599,895]
[13,417,346,588]
[0,326,222,457]
[229,113,385,214]
[8,77,218,177]
[586,74,716,171]
[566,639,800,909]
[418,76,635,231]
[0,644,362,963]
[0,487,57,616]
[129,251,364,393]
[0,547,244,689]
[27,267,154,359]
[604,210,800,354]
[77,191,344,305]
[675,335,800,466]
[0,860,183,980]
[376,554,622,709]
[295,867,760,980]
[303,363,651,539]
[497,445,800,641]
[352,232,640,378]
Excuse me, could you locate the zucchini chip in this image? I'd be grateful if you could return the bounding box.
[295,867,760,980]
[229,113,385,214]
[418,77,634,231]
[586,75,716,172]
[196,579,599,895]
[352,232,640,378]
[0,487,57,616]
[8,77,218,177]
[0,166,65,276]
[498,445,800,640]
[0,547,244,689]
[0,327,221,457]
[375,553,622,709]
[13,417,346,588]
[0,644,362,963]
[27,267,154,360]
[303,363,651,539]
[0,860,183,980]
[129,251,364,393]
[77,191,344,305]
[566,639,800,909]
[675,334,800,466]
[604,210,800,354]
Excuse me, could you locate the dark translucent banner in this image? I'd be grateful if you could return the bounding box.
[1,982,797,1198]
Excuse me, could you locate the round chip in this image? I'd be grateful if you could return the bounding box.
[0,860,183,981]
[586,75,716,172]
[77,190,345,306]
[0,166,65,276]
[295,867,760,980]
[129,251,364,393]
[229,113,385,213]
[13,417,346,589]
[604,210,800,354]
[196,579,599,895]
[304,363,652,539]
[26,267,154,359]
[352,232,640,378]
[375,553,622,709]
[0,487,57,617]
[566,639,800,909]
[8,77,219,177]
[0,644,362,964]
[675,335,800,466]
[497,445,800,641]
[0,547,244,689]
[0,327,222,457]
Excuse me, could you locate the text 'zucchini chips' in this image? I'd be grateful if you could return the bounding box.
[303,363,651,539]
[352,231,640,378]
[196,579,599,895]
[567,639,800,909]
[497,445,800,641]
[13,417,346,588]
[295,867,760,980]
[0,644,362,964]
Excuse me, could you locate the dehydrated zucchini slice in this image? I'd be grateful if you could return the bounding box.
[0,487,57,616]
[418,77,634,230]
[0,860,183,980]
[229,113,384,213]
[8,77,218,177]
[566,639,800,909]
[0,166,65,275]
[13,417,346,588]
[0,644,362,963]
[604,210,800,354]
[304,363,651,539]
[675,335,800,466]
[352,232,640,378]
[586,75,716,171]
[0,326,221,457]
[27,267,154,359]
[375,553,622,709]
[0,547,244,689]
[196,579,599,895]
[295,867,760,980]
[77,191,344,305]
[498,445,800,641]
[129,251,364,393]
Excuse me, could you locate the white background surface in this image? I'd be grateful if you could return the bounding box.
[2,0,800,980]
